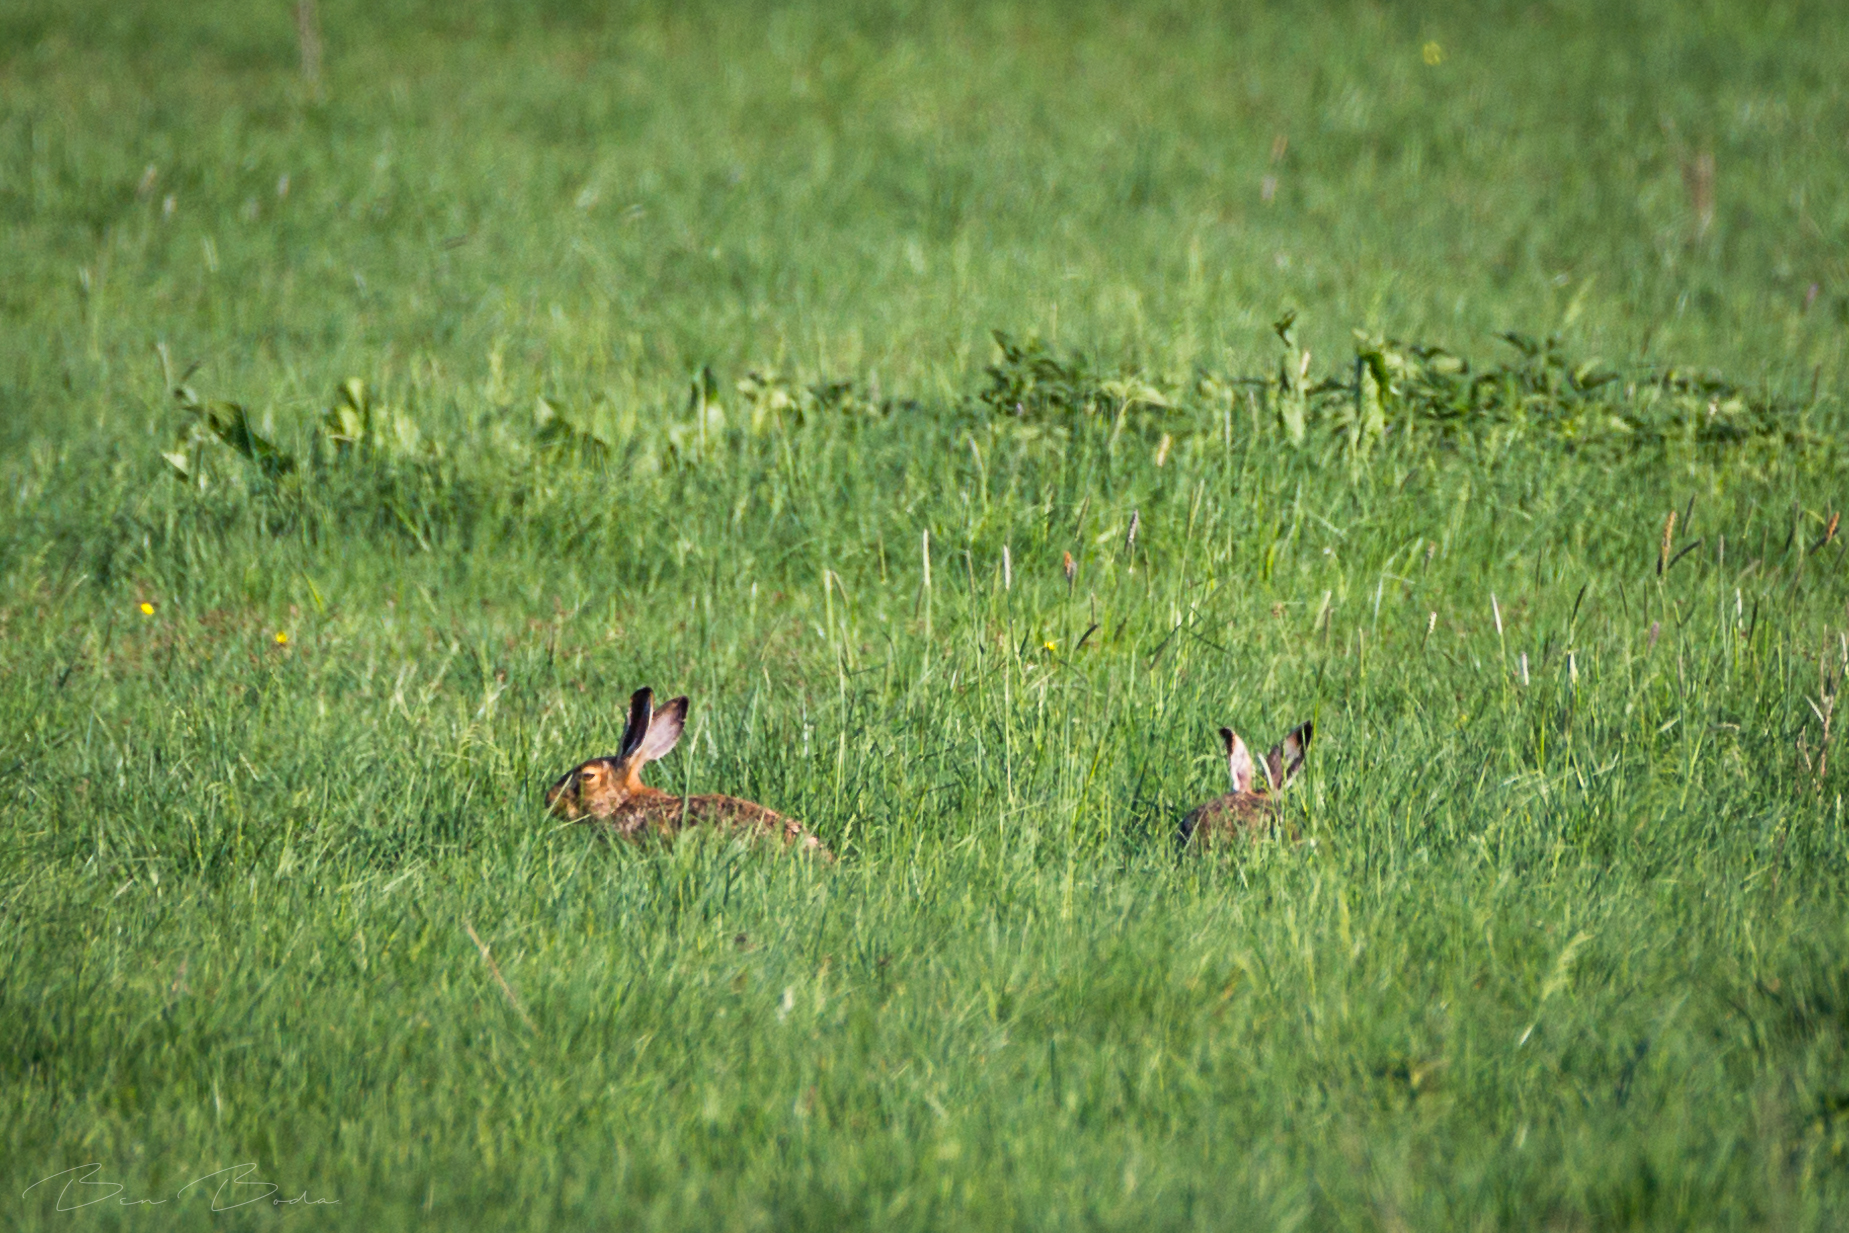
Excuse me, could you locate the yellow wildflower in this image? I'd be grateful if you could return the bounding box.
[139,602,155,616]
[275,631,290,645]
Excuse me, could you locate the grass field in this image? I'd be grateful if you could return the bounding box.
[6,0,1849,1228]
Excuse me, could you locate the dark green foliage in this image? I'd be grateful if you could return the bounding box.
[165,386,296,484]
[979,331,1110,421]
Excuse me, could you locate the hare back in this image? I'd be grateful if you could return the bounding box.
[599,793,833,859]
[684,794,834,859]
[1178,792,1283,848]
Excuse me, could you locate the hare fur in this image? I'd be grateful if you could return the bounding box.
[547,687,833,860]
[1178,721,1313,848]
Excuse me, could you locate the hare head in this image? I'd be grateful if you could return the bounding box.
[1178,718,1315,849]
[1221,719,1313,798]
[546,687,688,821]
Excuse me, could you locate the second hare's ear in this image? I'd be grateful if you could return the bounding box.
[1263,721,1313,793]
[1221,727,1256,794]
[618,688,655,761]
[635,695,689,764]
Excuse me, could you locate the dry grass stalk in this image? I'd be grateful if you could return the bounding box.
[297,1,323,92]
[1799,632,1845,789]
[464,918,537,1034]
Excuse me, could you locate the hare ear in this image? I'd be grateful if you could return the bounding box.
[635,695,688,764]
[1222,727,1256,794]
[1263,720,1313,792]
[618,688,655,760]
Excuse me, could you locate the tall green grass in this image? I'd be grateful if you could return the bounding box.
[4,1,1849,1228]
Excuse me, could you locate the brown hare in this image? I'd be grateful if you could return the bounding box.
[1177,720,1313,849]
[546,687,833,860]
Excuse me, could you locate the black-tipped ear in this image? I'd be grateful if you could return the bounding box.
[1264,720,1313,792]
[618,688,655,760]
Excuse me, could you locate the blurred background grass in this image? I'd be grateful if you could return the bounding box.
[4,1,1849,1229]
[5,0,1846,431]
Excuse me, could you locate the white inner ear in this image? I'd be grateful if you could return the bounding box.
[636,704,685,763]
[1226,732,1255,794]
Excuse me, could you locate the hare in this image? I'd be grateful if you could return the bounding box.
[1177,720,1313,849]
[546,687,833,860]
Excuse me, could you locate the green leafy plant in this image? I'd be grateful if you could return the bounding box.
[162,385,297,487]
[533,396,609,460]
[316,378,430,464]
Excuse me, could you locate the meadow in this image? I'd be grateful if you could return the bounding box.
[4,0,1849,1227]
